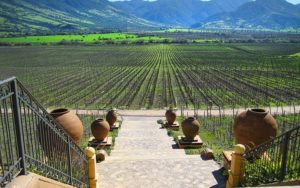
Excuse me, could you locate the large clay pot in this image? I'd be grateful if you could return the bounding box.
[91,119,110,141]
[50,108,84,145]
[106,109,117,127]
[165,109,176,125]
[181,117,200,140]
[233,109,278,151]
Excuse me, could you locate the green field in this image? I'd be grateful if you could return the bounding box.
[0,33,169,44]
[0,43,299,109]
[291,52,300,57]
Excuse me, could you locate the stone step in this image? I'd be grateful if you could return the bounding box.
[122,116,164,121]
[114,136,174,142]
[113,142,176,150]
[120,123,161,128]
[111,149,186,155]
[118,130,168,137]
[97,157,225,188]
[103,156,208,164]
[106,155,200,161]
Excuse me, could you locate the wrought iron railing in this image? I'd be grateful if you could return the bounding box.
[242,125,300,186]
[0,77,89,187]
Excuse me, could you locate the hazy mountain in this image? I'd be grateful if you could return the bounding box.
[0,0,160,35]
[113,0,251,26]
[0,0,299,34]
[193,0,300,29]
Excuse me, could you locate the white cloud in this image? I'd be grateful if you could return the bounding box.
[108,0,300,4]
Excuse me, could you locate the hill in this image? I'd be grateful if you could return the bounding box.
[0,0,160,35]
[113,0,250,27]
[1,0,299,35]
[193,0,300,30]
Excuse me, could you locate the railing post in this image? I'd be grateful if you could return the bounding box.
[85,147,99,188]
[280,132,290,181]
[10,79,27,175]
[226,144,246,188]
[67,137,73,185]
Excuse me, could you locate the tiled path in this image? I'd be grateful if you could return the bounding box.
[97,116,226,188]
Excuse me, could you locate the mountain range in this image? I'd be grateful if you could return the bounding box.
[0,0,159,35]
[193,0,300,30]
[113,0,250,27]
[0,0,300,34]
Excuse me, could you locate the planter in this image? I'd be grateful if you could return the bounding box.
[181,117,200,140]
[233,109,278,151]
[50,108,84,145]
[91,119,110,141]
[106,109,117,127]
[165,108,176,125]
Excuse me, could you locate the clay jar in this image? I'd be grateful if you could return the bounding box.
[50,108,84,145]
[181,117,200,140]
[165,109,176,125]
[106,109,117,127]
[233,109,278,151]
[91,119,110,141]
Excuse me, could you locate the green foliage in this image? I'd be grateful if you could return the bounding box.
[242,157,299,186]
[157,119,164,124]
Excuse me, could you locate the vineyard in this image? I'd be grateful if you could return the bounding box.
[0,43,299,109]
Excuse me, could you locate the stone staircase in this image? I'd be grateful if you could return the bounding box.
[97,116,226,188]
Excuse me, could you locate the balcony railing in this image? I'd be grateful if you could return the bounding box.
[0,77,89,187]
[242,125,300,186]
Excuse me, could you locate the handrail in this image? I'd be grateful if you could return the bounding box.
[0,76,16,85]
[0,77,89,187]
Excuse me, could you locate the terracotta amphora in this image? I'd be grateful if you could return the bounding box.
[165,108,176,125]
[106,109,117,127]
[181,117,200,140]
[233,109,277,151]
[91,119,110,141]
[50,108,84,145]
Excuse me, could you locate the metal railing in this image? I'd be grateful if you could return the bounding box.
[0,77,89,187]
[242,125,300,186]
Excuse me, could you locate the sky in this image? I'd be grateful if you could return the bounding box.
[287,0,300,3]
[109,0,300,4]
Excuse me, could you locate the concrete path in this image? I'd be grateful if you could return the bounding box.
[97,116,226,188]
[64,105,300,117]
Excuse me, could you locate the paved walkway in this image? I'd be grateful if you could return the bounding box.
[97,116,226,188]
[65,105,300,117]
